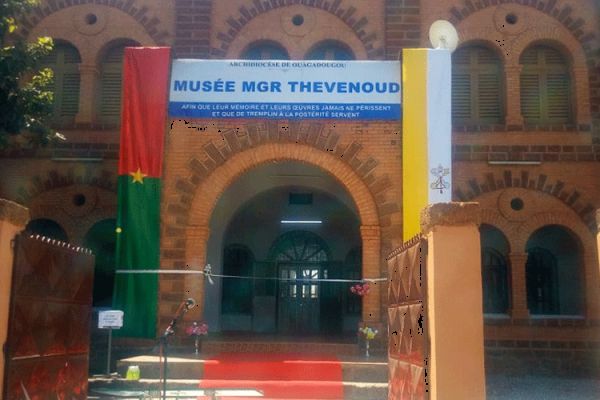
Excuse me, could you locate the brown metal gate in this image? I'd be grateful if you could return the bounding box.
[387,236,429,400]
[2,233,94,400]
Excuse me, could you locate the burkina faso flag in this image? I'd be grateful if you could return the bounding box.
[113,47,171,338]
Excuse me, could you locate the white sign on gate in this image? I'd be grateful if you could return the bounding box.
[168,60,401,120]
[98,310,124,329]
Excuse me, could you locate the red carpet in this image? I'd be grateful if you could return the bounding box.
[199,353,344,399]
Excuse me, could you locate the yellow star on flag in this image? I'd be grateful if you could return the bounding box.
[130,168,147,184]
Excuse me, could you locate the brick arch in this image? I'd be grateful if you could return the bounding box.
[513,36,590,123]
[95,37,142,66]
[210,0,383,59]
[479,207,517,253]
[516,36,586,69]
[304,39,357,59]
[453,5,592,62]
[517,211,599,318]
[447,1,600,139]
[456,39,507,60]
[187,142,379,227]
[447,0,595,50]
[161,141,385,327]
[454,169,596,231]
[451,3,593,125]
[17,169,117,205]
[517,211,594,255]
[237,39,291,59]
[15,0,170,45]
[168,120,397,226]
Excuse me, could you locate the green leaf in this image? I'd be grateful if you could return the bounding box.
[0,0,58,148]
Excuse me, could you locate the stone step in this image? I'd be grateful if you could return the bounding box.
[200,341,359,356]
[88,378,388,400]
[116,355,388,383]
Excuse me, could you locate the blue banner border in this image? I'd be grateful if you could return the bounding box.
[169,102,401,120]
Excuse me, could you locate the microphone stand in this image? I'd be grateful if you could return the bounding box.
[159,300,190,400]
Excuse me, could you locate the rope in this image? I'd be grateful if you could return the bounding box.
[115,267,388,283]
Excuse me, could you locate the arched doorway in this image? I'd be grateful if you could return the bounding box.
[525,225,584,315]
[210,161,362,336]
[83,219,117,307]
[479,224,510,314]
[26,218,68,242]
[271,230,330,335]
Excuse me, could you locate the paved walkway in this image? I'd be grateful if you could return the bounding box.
[487,374,600,400]
[89,375,600,399]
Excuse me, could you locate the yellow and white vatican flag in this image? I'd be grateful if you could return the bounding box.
[402,49,452,239]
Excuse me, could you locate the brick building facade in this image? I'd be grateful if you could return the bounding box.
[2,0,600,372]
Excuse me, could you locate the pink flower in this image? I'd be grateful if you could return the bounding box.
[186,322,208,336]
[350,283,370,296]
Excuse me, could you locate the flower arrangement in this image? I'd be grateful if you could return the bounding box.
[359,326,378,340]
[350,282,370,296]
[359,326,378,357]
[186,322,208,354]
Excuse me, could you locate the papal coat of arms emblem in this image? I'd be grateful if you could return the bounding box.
[430,164,450,194]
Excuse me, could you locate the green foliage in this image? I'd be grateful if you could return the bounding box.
[0,0,58,148]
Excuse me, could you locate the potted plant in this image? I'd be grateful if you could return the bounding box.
[358,326,378,357]
[185,322,208,355]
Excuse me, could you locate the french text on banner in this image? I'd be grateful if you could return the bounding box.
[169,102,401,120]
[168,60,401,121]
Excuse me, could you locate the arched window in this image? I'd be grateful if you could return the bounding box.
[241,41,289,60]
[98,43,131,125]
[41,42,81,126]
[525,225,584,315]
[26,218,68,242]
[83,219,116,307]
[269,230,329,262]
[520,45,572,124]
[480,224,510,314]
[305,40,355,60]
[452,45,504,124]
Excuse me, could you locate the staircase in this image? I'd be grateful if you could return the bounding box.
[89,343,388,399]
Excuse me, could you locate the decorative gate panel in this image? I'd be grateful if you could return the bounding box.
[3,233,94,400]
[387,236,429,400]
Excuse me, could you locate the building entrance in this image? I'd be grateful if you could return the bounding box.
[278,263,321,334]
[207,161,362,336]
[272,230,326,334]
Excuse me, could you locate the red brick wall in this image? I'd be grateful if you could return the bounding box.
[0,1,597,355]
[174,0,212,58]
[385,0,421,60]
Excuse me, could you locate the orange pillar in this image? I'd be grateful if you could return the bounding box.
[157,225,209,336]
[361,225,381,324]
[421,202,486,400]
[184,225,210,322]
[508,253,530,320]
[0,200,29,396]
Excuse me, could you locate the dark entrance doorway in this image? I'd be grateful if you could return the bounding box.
[271,230,328,334]
[212,162,362,335]
[278,263,320,334]
[525,225,584,315]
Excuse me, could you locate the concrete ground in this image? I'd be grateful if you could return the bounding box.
[487,374,600,400]
[88,351,600,399]
[88,373,600,399]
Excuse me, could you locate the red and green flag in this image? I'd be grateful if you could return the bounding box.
[113,47,171,338]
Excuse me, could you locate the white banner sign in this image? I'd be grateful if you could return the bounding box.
[98,310,124,329]
[168,60,401,120]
